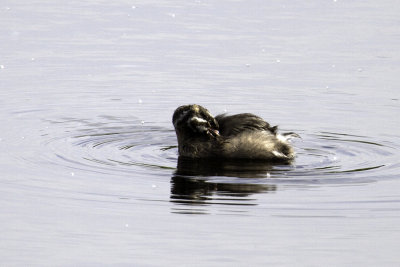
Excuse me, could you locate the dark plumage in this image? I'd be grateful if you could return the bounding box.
[172,104,297,161]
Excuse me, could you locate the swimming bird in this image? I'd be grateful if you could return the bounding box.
[172,104,297,161]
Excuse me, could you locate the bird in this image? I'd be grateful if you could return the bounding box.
[172,104,298,161]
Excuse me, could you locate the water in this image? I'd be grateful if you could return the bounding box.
[1,1,400,266]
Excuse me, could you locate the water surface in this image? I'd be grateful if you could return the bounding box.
[1,1,400,266]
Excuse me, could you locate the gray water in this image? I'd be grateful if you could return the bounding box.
[1,1,400,266]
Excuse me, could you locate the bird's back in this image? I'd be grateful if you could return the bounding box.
[215,113,294,160]
[215,113,277,137]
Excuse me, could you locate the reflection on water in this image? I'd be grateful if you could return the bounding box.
[175,156,278,178]
[171,157,278,208]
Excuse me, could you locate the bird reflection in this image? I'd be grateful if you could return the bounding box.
[170,157,284,205]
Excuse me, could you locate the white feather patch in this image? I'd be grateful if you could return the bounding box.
[276,134,288,143]
[272,150,288,158]
[189,116,207,124]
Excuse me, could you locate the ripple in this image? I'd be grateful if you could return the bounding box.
[43,116,177,177]
[41,116,399,186]
[292,131,398,181]
[35,116,400,211]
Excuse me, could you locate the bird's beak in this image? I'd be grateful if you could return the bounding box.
[207,128,220,138]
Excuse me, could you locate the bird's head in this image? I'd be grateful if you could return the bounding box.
[172,104,220,140]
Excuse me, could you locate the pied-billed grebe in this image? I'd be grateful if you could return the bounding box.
[172,104,298,161]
